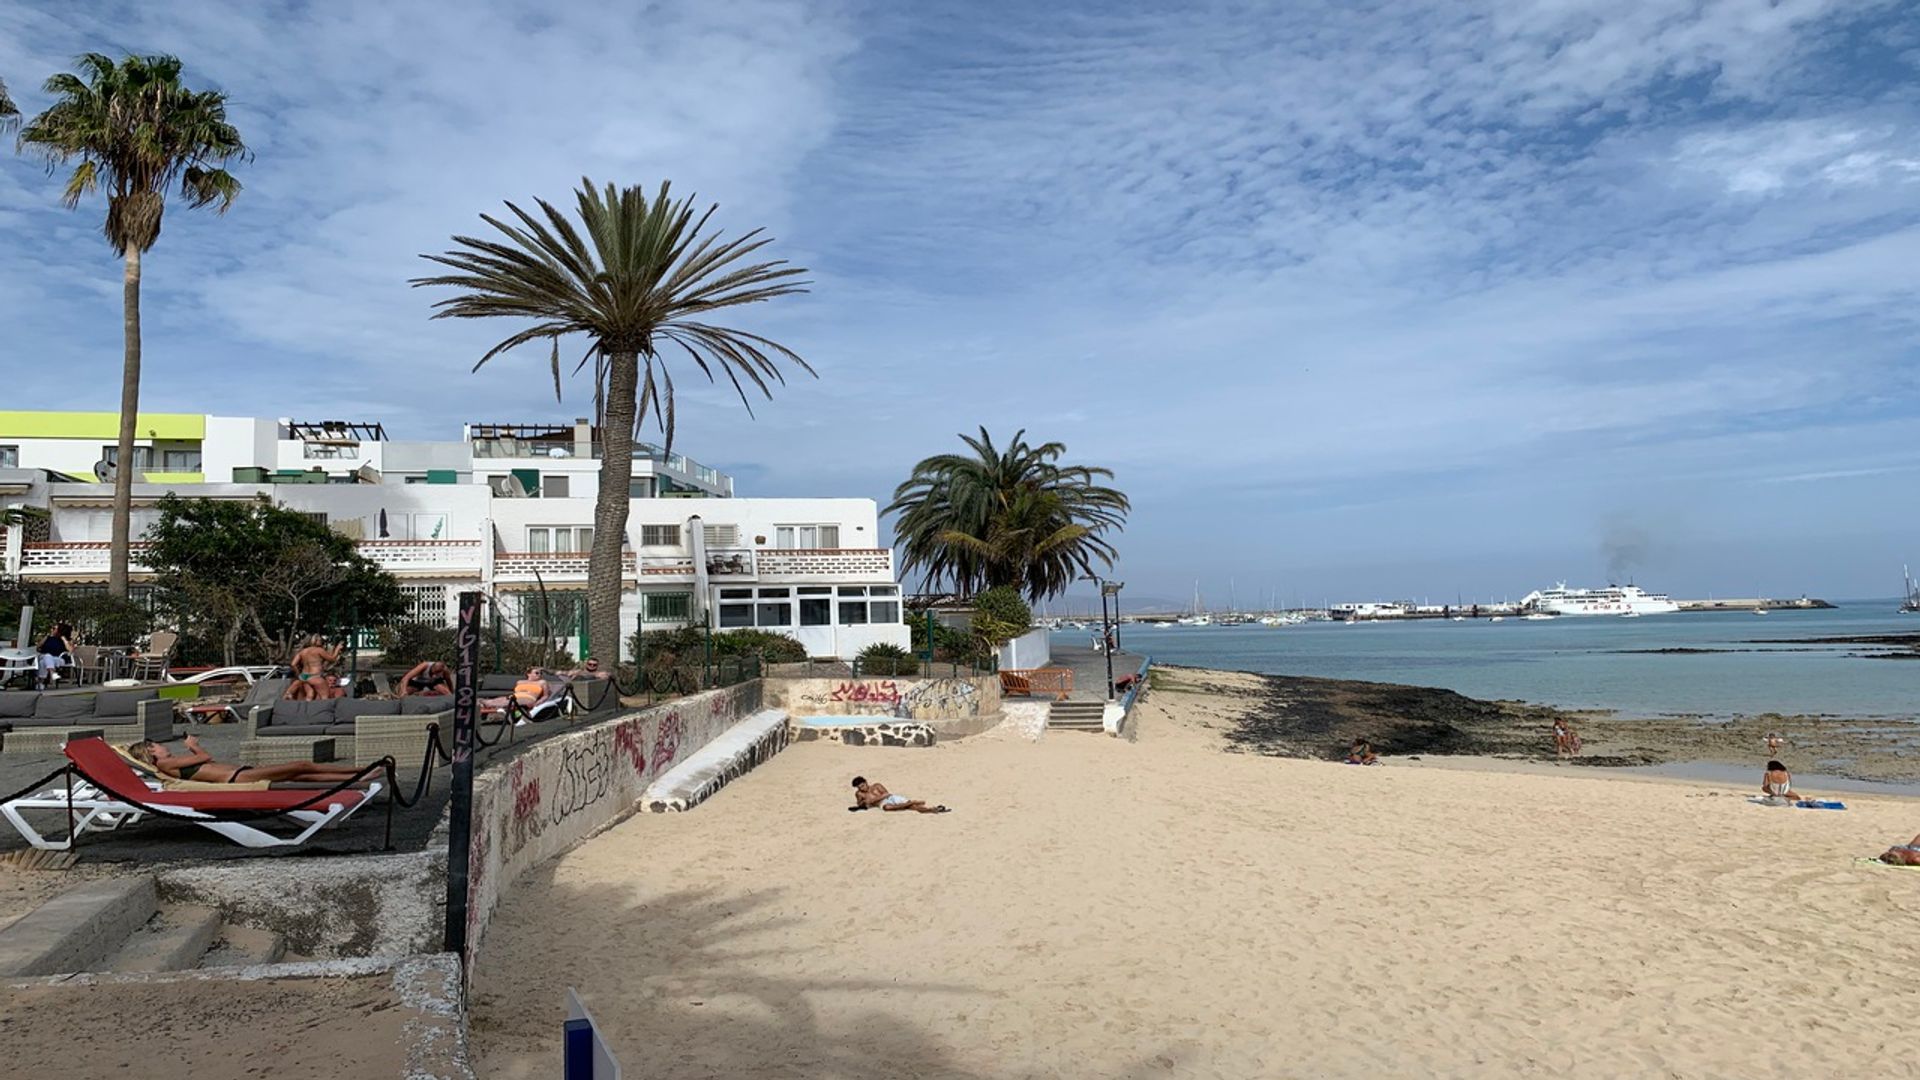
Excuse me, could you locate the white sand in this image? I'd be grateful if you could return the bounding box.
[472,672,1920,1078]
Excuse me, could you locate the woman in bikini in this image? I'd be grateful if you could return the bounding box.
[128,735,368,785]
[1760,760,1804,802]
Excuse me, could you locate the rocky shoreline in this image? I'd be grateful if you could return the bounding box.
[1154,663,1920,783]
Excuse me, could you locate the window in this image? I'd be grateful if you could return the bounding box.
[756,602,793,627]
[161,449,201,470]
[517,592,587,639]
[544,474,570,498]
[0,446,15,468]
[719,586,796,628]
[102,446,155,469]
[629,479,654,498]
[396,584,449,625]
[800,597,832,626]
[644,592,691,623]
[528,526,591,553]
[702,524,738,547]
[774,524,840,549]
[640,524,680,547]
[828,585,900,625]
[295,511,329,527]
[718,604,754,628]
[719,587,754,600]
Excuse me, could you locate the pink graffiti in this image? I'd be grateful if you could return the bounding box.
[830,680,901,705]
[510,760,542,824]
[613,720,648,776]
[652,711,684,772]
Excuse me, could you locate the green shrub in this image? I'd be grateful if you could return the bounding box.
[379,622,572,674]
[625,625,807,667]
[970,585,1032,646]
[857,642,919,676]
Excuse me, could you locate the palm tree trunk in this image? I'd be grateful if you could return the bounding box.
[588,348,639,668]
[108,245,143,599]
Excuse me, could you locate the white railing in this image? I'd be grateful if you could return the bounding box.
[21,539,483,578]
[19,543,146,575]
[356,539,483,572]
[494,551,638,582]
[755,548,894,580]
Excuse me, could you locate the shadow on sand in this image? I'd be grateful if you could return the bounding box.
[469,869,1193,1078]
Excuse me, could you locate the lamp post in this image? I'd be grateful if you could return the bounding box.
[1099,579,1124,700]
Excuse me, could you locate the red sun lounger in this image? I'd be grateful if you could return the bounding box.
[0,737,383,851]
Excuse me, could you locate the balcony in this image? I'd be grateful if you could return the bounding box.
[494,550,631,584]
[18,539,483,580]
[755,548,894,581]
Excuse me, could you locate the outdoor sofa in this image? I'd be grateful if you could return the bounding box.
[243,696,452,767]
[0,688,173,755]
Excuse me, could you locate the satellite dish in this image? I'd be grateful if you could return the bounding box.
[92,459,115,483]
[491,475,526,498]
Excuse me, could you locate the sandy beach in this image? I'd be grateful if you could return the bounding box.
[472,668,1920,1078]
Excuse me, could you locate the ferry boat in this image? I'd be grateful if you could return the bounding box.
[1519,583,1680,617]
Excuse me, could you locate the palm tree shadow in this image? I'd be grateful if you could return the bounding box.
[472,871,1001,1079]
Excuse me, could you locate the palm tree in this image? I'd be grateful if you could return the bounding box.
[0,77,18,131]
[887,428,1130,602]
[413,179,812,664]
[17,54,248,597]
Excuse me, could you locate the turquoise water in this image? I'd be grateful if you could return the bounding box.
[1070,601,1917,719]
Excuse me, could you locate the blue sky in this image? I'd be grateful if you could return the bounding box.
[2,1,1917,608]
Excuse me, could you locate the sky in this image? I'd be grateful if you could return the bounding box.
[1,0,1917,609]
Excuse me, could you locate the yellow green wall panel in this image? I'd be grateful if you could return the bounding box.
[141,471,206,484]
[0,411,205,441]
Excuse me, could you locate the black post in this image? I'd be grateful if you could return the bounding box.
[1101,587,1115,700]
[444,590,482,957]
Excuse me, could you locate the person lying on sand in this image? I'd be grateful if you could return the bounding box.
[850,776,950,813]
[129,735,369,786]
[1879,835,1920,866]
[1346,739,1379,765]
[1760,760,1805,802]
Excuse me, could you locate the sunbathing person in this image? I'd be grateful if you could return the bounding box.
[1880,834,1920,866]
[398,659,454,697]
[1346,739,1379,765]
[286,635,345,700]
[850,775,950,813]
[481,668,567,723]
[1760,760,1805,802]
[560,656,611,681]
[128,735,367,785]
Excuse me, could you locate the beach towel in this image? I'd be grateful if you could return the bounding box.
[1854,857,1920,871]
[1746,796,1846,810]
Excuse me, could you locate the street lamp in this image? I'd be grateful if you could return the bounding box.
[1099,579,1124,700]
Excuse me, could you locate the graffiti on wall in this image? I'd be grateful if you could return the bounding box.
[831,681,901,706]
[895,678,980,720]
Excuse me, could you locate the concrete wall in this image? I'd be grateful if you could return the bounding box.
[764,675,999,721]
[998,628,1052,670]
[460,681,765,968]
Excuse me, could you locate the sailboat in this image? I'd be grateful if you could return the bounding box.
[1176,581,1212,626]
[1902,566,1920,614]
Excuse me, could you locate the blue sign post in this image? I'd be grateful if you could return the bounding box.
[564,988,621,1080]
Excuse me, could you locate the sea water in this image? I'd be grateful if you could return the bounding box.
[1069,600,1916,720]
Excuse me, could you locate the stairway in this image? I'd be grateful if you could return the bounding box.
[0,875,300,977]
[1047,699,1108,732]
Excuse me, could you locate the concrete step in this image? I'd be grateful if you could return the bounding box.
[0,876,157,977]
[106,905,222,973]
[199,923,287,969]
[1048,700,1109,731]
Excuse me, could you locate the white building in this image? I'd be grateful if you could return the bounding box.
[0,414,909,660]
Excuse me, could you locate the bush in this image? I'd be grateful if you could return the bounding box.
[908,611,991,666]
[970,586,1032,646]
[379,622,573,674]
[625,626,807,666]
[0,584,155,652]
[857,642,919,677]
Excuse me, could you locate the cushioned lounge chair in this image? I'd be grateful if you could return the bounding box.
[0,737,382,850]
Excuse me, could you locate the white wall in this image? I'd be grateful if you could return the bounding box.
[998,628,1052,670]
[201,416,276,482]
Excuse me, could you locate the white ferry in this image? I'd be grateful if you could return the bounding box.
[1519,583,1680,617]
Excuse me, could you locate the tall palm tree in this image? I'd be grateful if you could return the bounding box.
[18,54,248,597]
[887,428,1130,602]
[414,179,812,663]
[0,77,18,131]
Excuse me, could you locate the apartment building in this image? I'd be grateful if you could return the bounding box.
[0,413,909,660]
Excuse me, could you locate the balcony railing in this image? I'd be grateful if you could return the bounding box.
[20,539,483,578]
[755,548,894,579]
[494,550,633,582]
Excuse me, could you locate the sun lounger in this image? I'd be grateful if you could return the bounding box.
[0,737,382,851]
